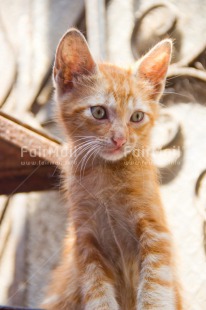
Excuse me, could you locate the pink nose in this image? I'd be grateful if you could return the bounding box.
[112,136,127,148]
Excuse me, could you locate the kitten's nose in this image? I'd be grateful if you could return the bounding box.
[112,136,127,148]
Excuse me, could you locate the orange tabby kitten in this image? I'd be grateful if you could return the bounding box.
[41,28,183,310]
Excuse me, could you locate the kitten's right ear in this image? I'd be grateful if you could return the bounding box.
[53,28,97,93]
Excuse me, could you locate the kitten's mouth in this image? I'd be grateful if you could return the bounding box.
[100,145,128,161]
[109,146,123,153]
[99,141,135,161]
[105,144,124,154]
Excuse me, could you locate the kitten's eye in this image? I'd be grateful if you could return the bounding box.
[91,106,107,120]
[130,111,144,123]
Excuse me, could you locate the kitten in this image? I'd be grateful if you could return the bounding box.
[41,28,183,310]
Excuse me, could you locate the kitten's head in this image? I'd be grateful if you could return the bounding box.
[54,28,172,162]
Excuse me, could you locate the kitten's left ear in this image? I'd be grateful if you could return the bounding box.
[135,39,172,101]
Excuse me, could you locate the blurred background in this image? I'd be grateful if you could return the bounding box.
[1,0,206,309]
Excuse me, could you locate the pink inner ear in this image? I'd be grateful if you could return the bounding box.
[138,41,171,85]
[142,52,169,82]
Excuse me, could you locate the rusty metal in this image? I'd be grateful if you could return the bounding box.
[0,111,63,195]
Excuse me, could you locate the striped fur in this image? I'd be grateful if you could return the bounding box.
[41,29,183,310]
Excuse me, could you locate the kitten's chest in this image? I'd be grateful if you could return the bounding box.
[71,176,141,308]
[95,201,139,309]
[93,194,138,258]
[71,173,141,255]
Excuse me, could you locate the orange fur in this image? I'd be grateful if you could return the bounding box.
[41,29,183,310]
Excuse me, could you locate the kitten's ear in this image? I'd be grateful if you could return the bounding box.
[53,28,97,93]
[135,39,172,101]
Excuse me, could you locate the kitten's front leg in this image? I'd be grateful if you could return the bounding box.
[136,217,182,310]
[78,232,119,310]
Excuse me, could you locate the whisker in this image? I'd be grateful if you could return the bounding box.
[74,142,98,174]
[81,145,100,177]
[91,148,100,169]
[72,141,97,164]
